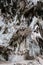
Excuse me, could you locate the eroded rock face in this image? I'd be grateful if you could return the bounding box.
[0,0,43,64]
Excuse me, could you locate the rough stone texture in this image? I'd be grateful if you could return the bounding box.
[0,57,43,65]
[0,0,43,65]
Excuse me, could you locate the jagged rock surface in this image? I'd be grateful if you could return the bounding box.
[0,0,43,65]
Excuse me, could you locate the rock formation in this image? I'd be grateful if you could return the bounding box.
[0,0,43,65]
